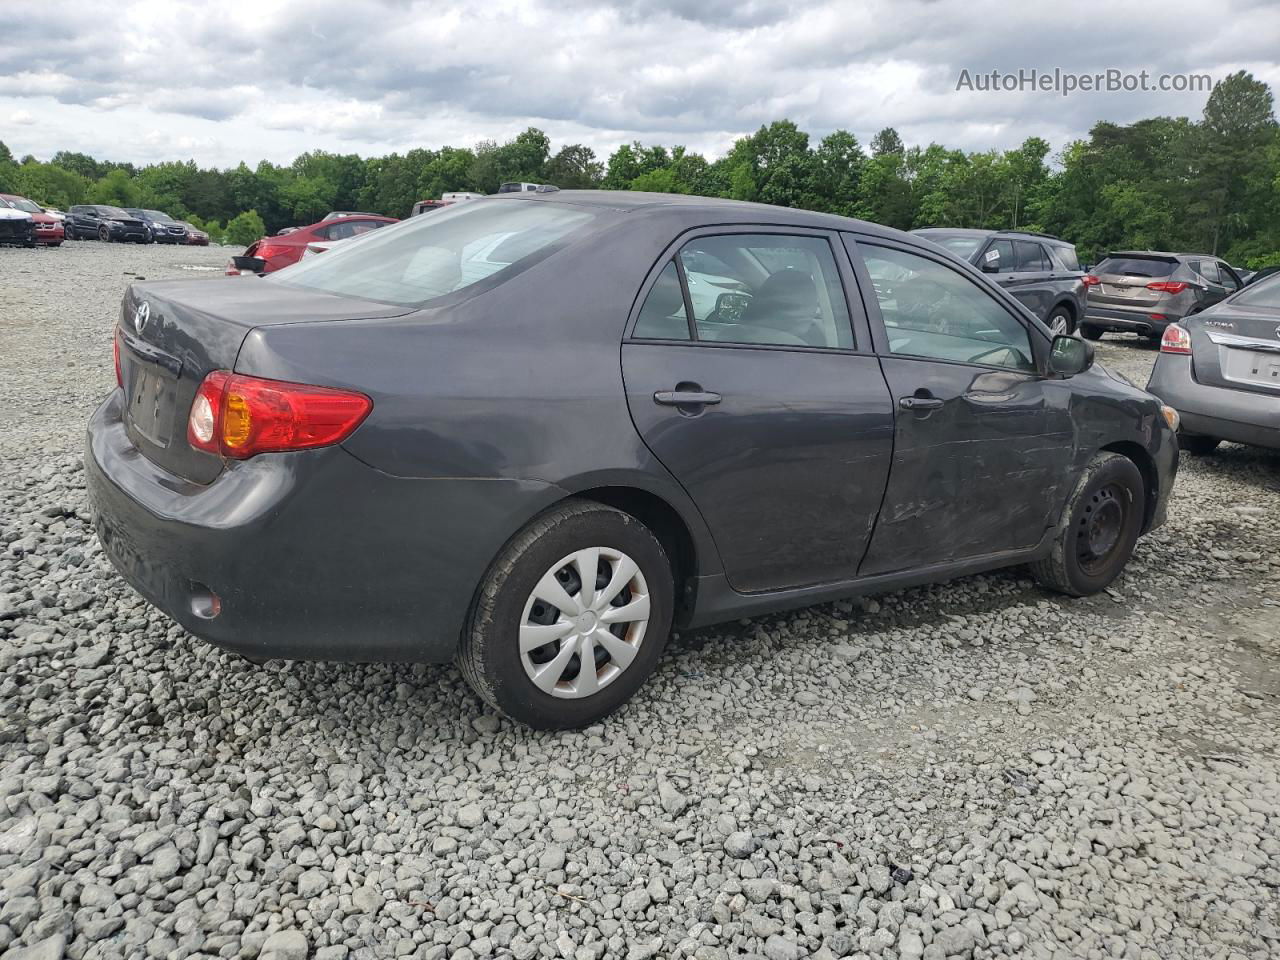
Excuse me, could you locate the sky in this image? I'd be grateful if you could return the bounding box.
[3,0,1279,170]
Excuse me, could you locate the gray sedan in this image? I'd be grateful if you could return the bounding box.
[87,192,1178,728]
[1148,272,1280,454]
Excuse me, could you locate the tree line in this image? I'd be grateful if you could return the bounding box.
[1,70,1276,264]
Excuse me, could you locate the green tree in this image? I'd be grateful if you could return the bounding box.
[89,168,142,207]
[224,209,266,246]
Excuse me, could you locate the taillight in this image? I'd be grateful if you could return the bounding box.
[1146,281,1188,294]
[254,242,289,261]
[1160,324,1192,355]
[187,372,372,459]
[112,332,122,388]
[1082,274,1101,287]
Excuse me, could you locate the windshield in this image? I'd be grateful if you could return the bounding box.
[272,199,602,307]
[101,206,130,219]
[915,231,984,259]
[1232,272,1280,309]
[144,209,175,222]
[5,197,42,214]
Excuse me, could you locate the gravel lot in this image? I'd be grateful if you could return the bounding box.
[1,242,1278,960]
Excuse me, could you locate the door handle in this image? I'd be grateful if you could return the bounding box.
[655,390,722,406]
[899,395,944,410]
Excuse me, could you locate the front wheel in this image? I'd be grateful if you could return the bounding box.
[458,500,673,729]
[1047,308,1076,337]
[98,225,111,242]
[1030,452,1144,597]
[1079,323,1103,340]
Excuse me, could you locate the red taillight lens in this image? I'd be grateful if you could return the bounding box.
[254,243,289,261]
[1082,274,1101,287]
[187,372,372,459]
[1160,324,1192,355]
[1146,281,1188,294]
[113,332,122,388]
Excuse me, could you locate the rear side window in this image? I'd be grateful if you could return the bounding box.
[272,201,600,307]
[632,234,854,349]
[679,234,852,348]
[1096,257,1174,278]
[861,244,1034,372]
[1196,260,1221,283]
[323,219,386,241]
[1013,241,1050,272]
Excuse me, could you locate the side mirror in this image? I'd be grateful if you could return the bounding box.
[1049,335,1094,377]
[981,249,1002,273]
[714,291,751,322]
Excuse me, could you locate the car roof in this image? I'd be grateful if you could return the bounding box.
[1106,251,1206,260]
[491,190,911,239]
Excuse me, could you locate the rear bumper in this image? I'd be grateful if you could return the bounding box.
[86,390,562,662]
[1147,355,1280,450]
[1084,304,1176,334]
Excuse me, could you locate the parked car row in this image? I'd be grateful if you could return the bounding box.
[62,204,210,245]
[0,193,64,245]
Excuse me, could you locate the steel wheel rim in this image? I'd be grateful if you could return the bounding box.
[519,547,650,700]
[1076,483,1126,574]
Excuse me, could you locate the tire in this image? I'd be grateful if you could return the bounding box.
[1047,307,1076,337]
[1079,323,1103,340]
[1179,434,1220,456]
[458,499,674,729]
[1030,452,1145,597]
[98,226,110,242]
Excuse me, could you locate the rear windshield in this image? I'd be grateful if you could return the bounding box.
[1232,272,1280,309]
[271,200,601,307]
[914,231,984,259]
[1095,256,1174,278]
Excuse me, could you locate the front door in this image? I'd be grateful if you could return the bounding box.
[621,230,895,593]
[848,236,1074,576]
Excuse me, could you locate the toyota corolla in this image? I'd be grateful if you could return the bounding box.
[87,192,1178,728]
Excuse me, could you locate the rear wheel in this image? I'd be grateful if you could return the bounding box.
[1047,307,1076,336]
[1179,434,1220,456]
[1031,452,1144,597]
[458,500,674,729]
[1079,323,1103,340]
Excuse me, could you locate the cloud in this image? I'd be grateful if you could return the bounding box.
[9,110,36,125]
[1,0,1277,168]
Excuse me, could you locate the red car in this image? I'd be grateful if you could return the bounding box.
[0,193,64,245]
[227,214,397,275]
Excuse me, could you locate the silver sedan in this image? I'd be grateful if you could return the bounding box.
[1147,272,1280,454]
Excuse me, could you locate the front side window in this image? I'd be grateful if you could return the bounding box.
[675,234,853,348]
[272,200,601,307]
[983,239,1014,272]
[861,244,1035,372]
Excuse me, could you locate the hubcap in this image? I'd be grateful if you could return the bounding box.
[519,547,650,699]
[1076,483,1126,574]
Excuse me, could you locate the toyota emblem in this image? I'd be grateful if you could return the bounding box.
[134,301,150,333]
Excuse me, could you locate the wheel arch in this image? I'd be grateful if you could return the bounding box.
[1050,298,1077,320]
[1099,440,1158,533]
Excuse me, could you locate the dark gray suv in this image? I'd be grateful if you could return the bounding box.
[912,228,1087,335]
[1081,252,1245,341]
[87,193,1178,728]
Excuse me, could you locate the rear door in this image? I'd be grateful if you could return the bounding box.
[1006,240,1056,319]
[621,228,895,593]
[845,235,1073,575]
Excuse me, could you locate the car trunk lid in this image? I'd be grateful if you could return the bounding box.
[1187,302,1280,397]
[118,277,409,483]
